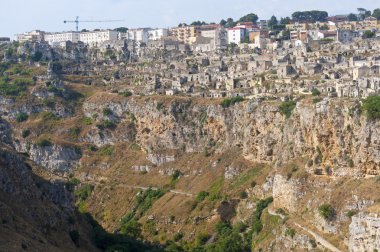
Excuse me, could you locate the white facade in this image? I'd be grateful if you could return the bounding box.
[15,30,45,42]
[45,32,80,46]
[148,29,168,41]
[200,27,228,50]
[128,28,151,43]
[227,28,245,44]
[79,30,118,47]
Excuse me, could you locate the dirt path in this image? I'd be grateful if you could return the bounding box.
[268,207,342,252]
[98,183,194,197]
[293,223,342,252]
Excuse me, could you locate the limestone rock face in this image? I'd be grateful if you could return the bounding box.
[349,213,380,252]
[147,153,175,166]
[83,96,380,176]
[272,174,304,213]
[14,142,81,173]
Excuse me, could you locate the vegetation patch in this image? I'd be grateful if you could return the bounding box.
[318,204,335,220]
[16,112,28,122]
[279,101,296,118]
[98,146,114,156]
[362,95,380,120]
[220,96,244,108]
[35,138,52,147]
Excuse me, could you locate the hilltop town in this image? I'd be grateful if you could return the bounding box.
[1,9,380,101]
[1,7,380,252]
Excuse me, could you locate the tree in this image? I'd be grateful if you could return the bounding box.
[220,19,227,26]
[363,30,375,39]
[292,10,328,23]
[373,9,380,20]
[347,13,358,21]
[190,21,207,26]
[268,15,278,29]
[31,51,43,62]
[225,18,236,28]
[362,95,380,119]
[280,17,291,25]
[238,13,259,24]
[115,27,128,33]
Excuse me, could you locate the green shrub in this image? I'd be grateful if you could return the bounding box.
[313,97,322,104]
[346,210,357,218]
[318,204,335,220]
[239,191,248,199]
[215,221,233,236]
[98,120,115,129]
[88,145,97,152]
[309,239,317,248]
[195,233,211,246]
[16,113,28,122]
[0,78,28,97]
[173,232,184,242]
[82,117,93,125]
[196,191,209,202]
[233,222,247,233]
[251,181,257,188]
[136,188,165,214]
[279,101,296,118]
[362,95,380,120]
[21,129,30,138]
[220,96,244,108]
[35,138,52,147]
[285,228,296,238]
[252,219,263,233]
[121,91,132,97]
[120,219,141,238]
[41,111,57,121]
[69,127,81,136]
[156,101,164,110]
[98,146,114,156]
[311,88,321,96]
[66,178,80,187]
[252,197,273,233]
[171,170,181,182]
[102,108,112,116]
[143,220,157,236]
[75,184,93,201]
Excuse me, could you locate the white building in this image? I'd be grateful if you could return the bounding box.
[227,28,245,45]
[128,28,151,43]
[15,30,45,42]
[79,30,118,47]
[45,32,80,46]
[200,26,227,50]
[148,29,168,41]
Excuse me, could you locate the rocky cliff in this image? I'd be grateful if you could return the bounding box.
[2,85,380,251]
[82,94,378,176]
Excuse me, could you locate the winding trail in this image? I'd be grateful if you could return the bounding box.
[268,207,342,252]
[96,183,194,197]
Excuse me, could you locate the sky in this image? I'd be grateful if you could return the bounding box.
[0,0,379,38]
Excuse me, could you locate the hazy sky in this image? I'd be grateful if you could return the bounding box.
[0,0,379,38]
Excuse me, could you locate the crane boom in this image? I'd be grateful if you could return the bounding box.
[63,16,124,31]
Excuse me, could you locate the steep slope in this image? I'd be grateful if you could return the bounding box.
[0,143,100,252]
